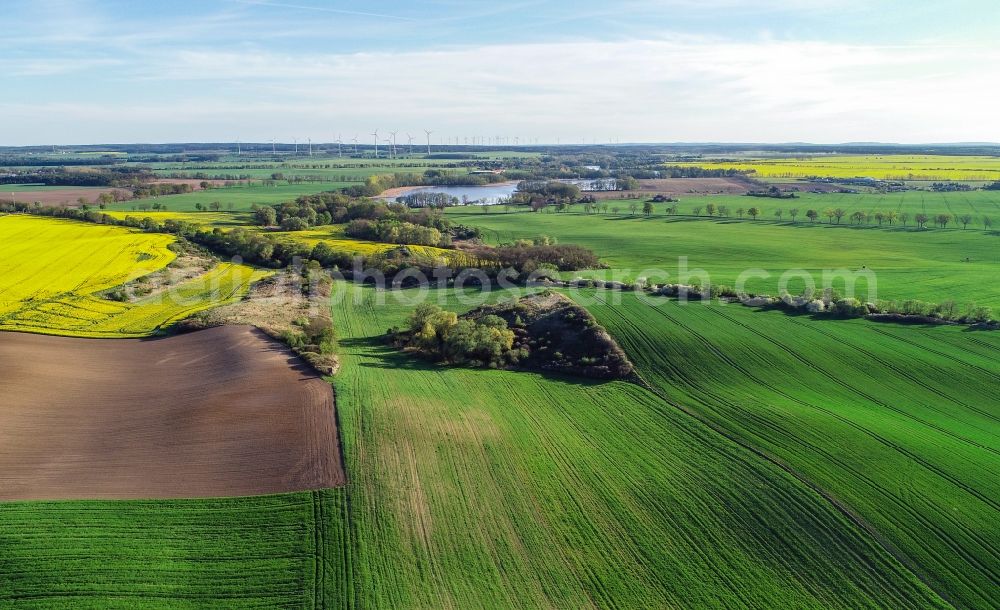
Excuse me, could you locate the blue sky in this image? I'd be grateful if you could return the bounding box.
[3,0,999,145]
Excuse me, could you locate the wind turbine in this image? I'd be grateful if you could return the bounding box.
[236,137,241,156]
[294,137,298,155]
[389,131,398,159]
[271,138,276,154]
[351,135,359,154]
[424,130,433,155]
[336,134,343,157]
[308,137,312,156]
[406,133,414,155]
[371,130,379,158]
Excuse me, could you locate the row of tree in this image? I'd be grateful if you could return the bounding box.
[252,192,453,233]
[508,198,995,229]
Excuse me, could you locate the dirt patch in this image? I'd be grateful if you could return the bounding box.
[180,271,339,375]
[104,251,216,302]
[4,180,231,208]
[4,187,117,207]
[581,177,753,200]
[0,325,344,500]
[768,181,845,193]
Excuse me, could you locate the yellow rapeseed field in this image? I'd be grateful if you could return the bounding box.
[674,154,1000,181]
[0,215,266,337]
[268,225,466,263]
[102,210,249,228]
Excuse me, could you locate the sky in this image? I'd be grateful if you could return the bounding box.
[3,0,999,145]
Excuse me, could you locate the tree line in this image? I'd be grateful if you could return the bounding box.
[514,198,995,230]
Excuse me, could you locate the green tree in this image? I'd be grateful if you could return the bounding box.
[747,207,760,220]
[642,201,653,216]
[254,207,277,226]
[806,209,818,223]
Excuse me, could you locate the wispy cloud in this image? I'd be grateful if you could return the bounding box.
[3,0,998,144]
[4,35,996,144]
[229,0,418,21]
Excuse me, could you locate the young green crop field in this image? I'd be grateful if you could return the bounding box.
[0,215,265,337]
[0,282,989,608]
[581,290,1000,609]
[675,154,1000,181]
[446,209,1000,309]
[106,181,351,212]
[646,190,1000,224]
[0,490,351,608]
[329,283,945,608]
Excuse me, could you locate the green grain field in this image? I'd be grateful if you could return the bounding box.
[329,284,946,608]
[446,208,1000,309]
[0,490,351,608]
[581,290,1000,609]
[657,190,1000,224]
[106,181,350,212]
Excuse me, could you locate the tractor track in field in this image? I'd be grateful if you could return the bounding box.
[707,306,1000,468]
[587,293,997,607]
[775,314,1000,438]
[619,350,959,609]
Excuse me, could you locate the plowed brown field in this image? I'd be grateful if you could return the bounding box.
[0,325,344,500]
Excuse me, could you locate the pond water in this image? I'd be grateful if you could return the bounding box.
[384,182,519,205]
[382,178,618,206]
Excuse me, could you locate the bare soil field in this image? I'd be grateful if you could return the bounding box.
[5,180,228,207]
[590,177,752,199]
[0,325,344,500]
[5,187,117,207]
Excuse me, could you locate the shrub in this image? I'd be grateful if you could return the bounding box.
[964,304,992,324]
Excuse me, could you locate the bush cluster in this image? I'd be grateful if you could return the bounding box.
[392,303,516,368]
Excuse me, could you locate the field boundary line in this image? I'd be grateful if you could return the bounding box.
[625,364,958,609]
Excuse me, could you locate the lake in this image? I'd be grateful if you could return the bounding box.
[383,182,519,205]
